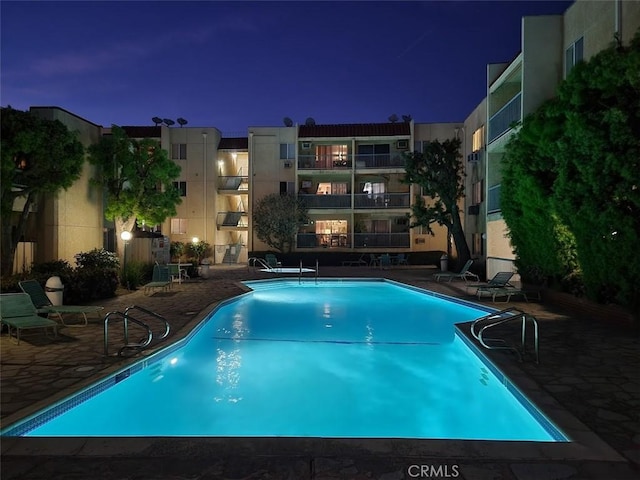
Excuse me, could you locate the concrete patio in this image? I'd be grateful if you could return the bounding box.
[1,264,638,479]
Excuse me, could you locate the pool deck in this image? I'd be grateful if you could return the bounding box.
[1,264,638,479]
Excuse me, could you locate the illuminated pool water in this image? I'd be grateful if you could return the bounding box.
[4,279,567,440]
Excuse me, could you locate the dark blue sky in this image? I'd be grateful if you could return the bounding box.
[1,1,573,134]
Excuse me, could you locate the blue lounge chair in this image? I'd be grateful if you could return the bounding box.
[19,279,104,327]
[0,293,58,344]
[433,259,479,283]
[143,264,172,294]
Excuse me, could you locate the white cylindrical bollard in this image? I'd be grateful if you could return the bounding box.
[45,276,64,306]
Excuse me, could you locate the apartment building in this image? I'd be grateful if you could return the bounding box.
[11,1,638,274]
[478,0,639,279]
[248,121,458,255]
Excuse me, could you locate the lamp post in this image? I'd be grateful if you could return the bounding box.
[121,231,132,289]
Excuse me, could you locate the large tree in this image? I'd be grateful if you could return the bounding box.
[1,107,85,276]
[403,138,471,264]
[87,125,181,260]
[253,193,308,253]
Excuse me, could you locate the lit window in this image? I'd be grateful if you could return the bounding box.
[472,126,485,152]
[171,218,187,234]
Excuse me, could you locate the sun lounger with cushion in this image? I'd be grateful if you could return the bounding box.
[19,279,104,327]
[0,293,58,344]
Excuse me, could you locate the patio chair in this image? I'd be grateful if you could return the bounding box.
[19,279,104,327]
[143,264,172,295]
[265,254,282,268]
[168,263,190,284]
[433,259,479,283]
[0,293,58,344]
[466,272,522,301]
[394,253,409,266]
[342,253,367,267]
[379,253,391,269]
[369,254,380,268]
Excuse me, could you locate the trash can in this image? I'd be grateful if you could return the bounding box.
[199,259,211,279]
[45,276,64,306]
[440,254,448,272]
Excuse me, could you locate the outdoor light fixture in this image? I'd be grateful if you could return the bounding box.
[120,231,132,242]
[192,236,199,244]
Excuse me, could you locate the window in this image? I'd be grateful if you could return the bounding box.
[280,143,295,160]
[172,181,187,197]
[171,218,187,234]
[171,143,187,160]
[565,37,584,77]
[472,180,483,204]
[487,184,501,213]
[472,126,485,152]
[316,182,348,195]
[279,181,295,195]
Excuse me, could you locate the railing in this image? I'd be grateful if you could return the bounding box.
[298,155,352,170]
[216,211,248,228]
[298,194,351,209]
[471,307,539,363]
[103,305,170,356]
[353,233,410,248]
[297,153,406,170]
[217,176,249,191]
[354,153,405,169]
[296,233,351,248]
[353,193,410,208]
[488,92,521,143]
[487,184,501,213]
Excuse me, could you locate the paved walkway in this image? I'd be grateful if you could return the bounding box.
[1,265,638,479]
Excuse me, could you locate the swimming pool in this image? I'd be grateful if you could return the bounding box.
[2,279,567,440]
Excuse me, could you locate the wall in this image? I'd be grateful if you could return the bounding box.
[29,107,104,269]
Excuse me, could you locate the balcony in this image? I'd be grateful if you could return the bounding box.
[298,155,352,170]
[298,194,351,209]
[354,153,405,169]
[354,193,410,209]
[297,153,406,170]
[217,176,248,193]
[353,233,410,248]
[297,233,351,248]
[216,211,248,230]
[488,92,521,143]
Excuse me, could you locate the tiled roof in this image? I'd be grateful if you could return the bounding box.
[121,126,161,138]
[218,137,248,150]
[299,123,411,138]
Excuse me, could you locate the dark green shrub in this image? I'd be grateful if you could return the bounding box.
[121,261,153,290]
[74,248,119,269]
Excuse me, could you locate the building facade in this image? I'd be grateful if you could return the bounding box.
[11,0,639,275]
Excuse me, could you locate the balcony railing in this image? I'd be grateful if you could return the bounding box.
[354,153,405,169]
[353,193,410,208]
[297,154,406,170]
[487,184,501,213]
[488,92,521,143]
[298,155,352,170]
[216,211,248,229]
[298,194,351,209]
[218,176,249,191]
[354,233,410,248]
[297,233,351,248]
[295,233,410,249]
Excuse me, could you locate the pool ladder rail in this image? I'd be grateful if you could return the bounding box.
[103,305,170,357]
[471,307,539,364]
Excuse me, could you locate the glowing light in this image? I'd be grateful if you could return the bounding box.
[120,231,132,241]
[170,357,178,365]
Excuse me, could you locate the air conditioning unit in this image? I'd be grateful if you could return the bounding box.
[467,152,479,162]
[396,140,409,150]
[467,204,480,215]
[284,161,292,168]
[301,142,311,150]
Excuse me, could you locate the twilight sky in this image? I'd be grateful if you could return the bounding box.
[1,1,573,135]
